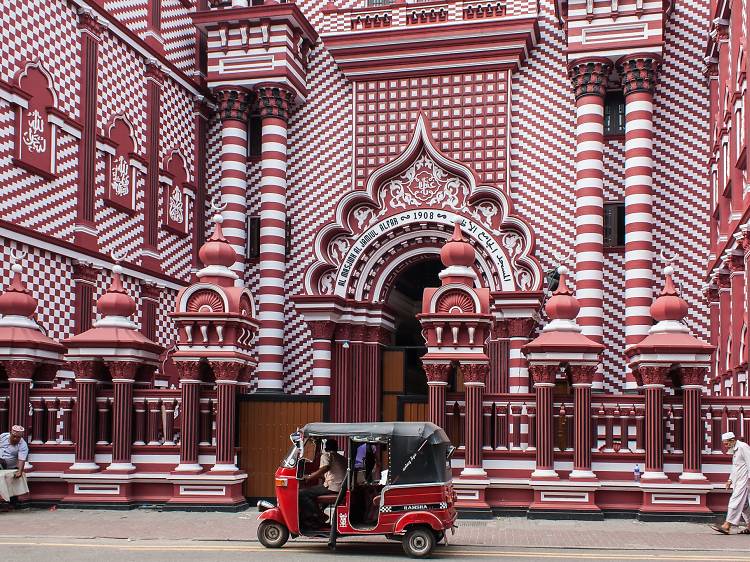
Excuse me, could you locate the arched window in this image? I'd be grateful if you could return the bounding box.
[161,152,193,235]
[104,117,139,211]
[726,334,732,372]
[11,63,59,179]
[741,323,748,366]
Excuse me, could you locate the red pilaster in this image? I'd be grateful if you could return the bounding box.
[142,61,164,269]
[308,321,335,395]
[255,85,295,391]
[530,364,559,479]
[108,362,138,472]
[570,364,597,480]
[679,367,707,481]
[45,398,58,444]
[74,9,104,250]
[30,396,45,444]
[461,363,488,476]
[69,361,100,472]
[175,362,202,472]
[5,360,35,435]
[568,58,611,389]
[211,361,242,472]
[423,362,451,429]
[638,366,669,481]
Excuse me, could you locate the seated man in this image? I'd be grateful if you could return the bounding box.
[299,439,346,528]
[0,425,30,507]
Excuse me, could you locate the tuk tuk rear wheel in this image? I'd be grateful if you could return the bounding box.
[402,527,435,558]
[258,520,289,549]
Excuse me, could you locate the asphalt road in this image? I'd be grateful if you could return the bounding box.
[1,538,749,562]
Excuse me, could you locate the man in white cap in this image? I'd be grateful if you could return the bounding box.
[712,432,750,534]
[0,425,30,508]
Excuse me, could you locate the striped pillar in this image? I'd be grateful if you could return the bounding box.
[617,55,662,389]
[507,318,534,393]
[108,362,137,472]
[461,363,488,476]
[529,364,559,479]
[638,366,668,481]
[308,321,335,396]
[423,362,451,429]
[570,364,597,480]
[175,362,202,472]
[679,367,707,481]
[568,58,612,389]
[255,85,296,391]
[68,361,100,472]
[210,361,242,472]
[215,88,250,277]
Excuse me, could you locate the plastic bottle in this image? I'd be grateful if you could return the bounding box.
[634,464,641,482]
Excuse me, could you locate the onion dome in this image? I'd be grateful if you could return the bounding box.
[545,266,580,323]
[0,263,37,319]
[440,219,475,268]
[97,264,136,320]
[650,265,688,323]
[197,214,238,282]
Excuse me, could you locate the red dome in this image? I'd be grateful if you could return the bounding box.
[545,266,580,320]
[97,265,137,318]
[198,214,237,268]
[0,264,37,318]
[440,220,475,268]
[650,266,688,322]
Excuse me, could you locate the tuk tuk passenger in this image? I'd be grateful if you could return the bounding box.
[300,438,346,527]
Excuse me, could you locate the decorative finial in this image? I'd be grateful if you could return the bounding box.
[649,263,689,331]
[0,247,37,319]
[95,253,137,324]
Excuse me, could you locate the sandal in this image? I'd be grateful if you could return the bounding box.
[710,524,730,534]
[740,528,750,535]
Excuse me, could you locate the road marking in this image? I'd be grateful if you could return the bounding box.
[0,541,747,561]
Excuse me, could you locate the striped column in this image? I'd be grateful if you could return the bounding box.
[679,367,707,481]
[108,362,137,472]
[210,361,242,472]
[255,85,295,391]
[68,361,100,472]
[638,366,668,481]
[568,58,611,389]
[570,364,597,480]
[215,88,250,277]
[508,318,534,393]
[617,55,662,389]
[423,362,451,429]
[529,364,559,479]
[461,363,488,476]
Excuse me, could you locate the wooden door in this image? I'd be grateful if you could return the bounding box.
[382,350,405,422]
[237,397,325,499]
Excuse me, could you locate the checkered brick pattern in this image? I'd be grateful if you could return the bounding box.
[0,237,74,341]
[650,0,711,344]
[0,101,79,241]
[355,73,508,188]
[0,0,80,118]
[162,0,196,74]
[602,252,626,392]
[156,288,177,349]
[158,78,196,281]
[104,0,149,37]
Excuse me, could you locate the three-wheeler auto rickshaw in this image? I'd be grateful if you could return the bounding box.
[257,421,457,558]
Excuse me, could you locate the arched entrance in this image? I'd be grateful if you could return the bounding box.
[381,257,442,422]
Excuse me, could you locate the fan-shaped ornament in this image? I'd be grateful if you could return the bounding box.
[436,290,475,314]
[187,290,224,313]
[239,295,253,318]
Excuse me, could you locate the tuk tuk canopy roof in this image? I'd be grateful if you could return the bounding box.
[301,422,449,446]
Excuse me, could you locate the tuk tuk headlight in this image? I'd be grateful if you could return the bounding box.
[275,478,288,487]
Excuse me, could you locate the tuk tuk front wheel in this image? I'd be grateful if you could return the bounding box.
[258,520,289,549]
[402,526,435,558]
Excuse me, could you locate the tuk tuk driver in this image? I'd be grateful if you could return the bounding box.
[300,438,346,527]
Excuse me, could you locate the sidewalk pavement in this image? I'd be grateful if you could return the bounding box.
[0,507,747,553]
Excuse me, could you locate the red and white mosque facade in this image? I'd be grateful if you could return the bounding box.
[0,0,746,517]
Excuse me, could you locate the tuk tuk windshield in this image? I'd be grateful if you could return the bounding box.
[282,444,299,468]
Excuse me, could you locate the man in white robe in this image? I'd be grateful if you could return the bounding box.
[713,432,750,534]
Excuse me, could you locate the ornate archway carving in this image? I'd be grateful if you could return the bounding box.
[303,114,542,302]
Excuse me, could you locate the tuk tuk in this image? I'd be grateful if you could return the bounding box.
[257,421,458,558]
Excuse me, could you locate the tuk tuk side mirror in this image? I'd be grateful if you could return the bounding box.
[296,457,306,480]
[447,446,456,460]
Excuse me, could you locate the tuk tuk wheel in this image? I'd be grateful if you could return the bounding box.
[258,520,289,549]
[402,526,435,558]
